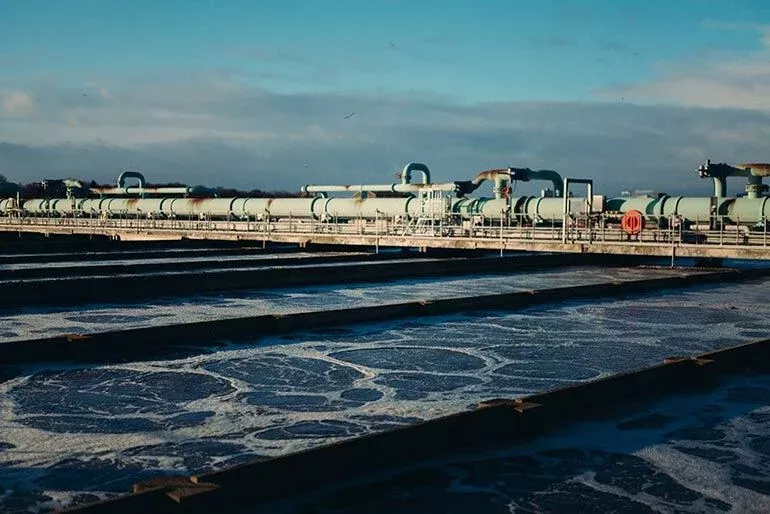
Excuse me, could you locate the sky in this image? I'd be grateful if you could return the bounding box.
[1,0,770,195]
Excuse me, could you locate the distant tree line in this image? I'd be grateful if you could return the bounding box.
[1,175,411,199]
[211,186,300,198]
[9,178,301,198]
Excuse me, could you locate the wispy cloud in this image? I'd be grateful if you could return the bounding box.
[1,74,768,195]
[596,21,770,110]
[0,90,36,117]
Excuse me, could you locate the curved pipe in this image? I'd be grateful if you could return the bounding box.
[697,160,770,198]
[466,167,565,199]
[400,162,431,185]
[464,169,511,199]
[526,170,563,197]
[117,170,146,189]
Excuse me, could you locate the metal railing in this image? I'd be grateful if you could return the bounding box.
[0,212,768,250]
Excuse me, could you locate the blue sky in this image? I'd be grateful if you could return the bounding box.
[2,0,768,100]
[1,1,770,193]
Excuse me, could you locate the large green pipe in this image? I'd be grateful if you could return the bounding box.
[521,196,588,221]
[608,195,770,225]
[14,193,770,226]
[318,197,418,219]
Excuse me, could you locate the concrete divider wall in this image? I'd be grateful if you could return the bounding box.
[0,252,410,281]
[0,245,344,265]
[0,253,646,308]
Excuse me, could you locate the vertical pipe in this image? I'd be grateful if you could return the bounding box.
[713,177,726,198]
[562,178,569,244]
[747,175,763,199]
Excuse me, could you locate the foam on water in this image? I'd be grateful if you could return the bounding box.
[1,266,688,342]
[0,275,768,511]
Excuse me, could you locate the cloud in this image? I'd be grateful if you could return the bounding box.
[597,22,770,110]
[83,81,112,100]
[1,75,769,196]
[0,90,35,117]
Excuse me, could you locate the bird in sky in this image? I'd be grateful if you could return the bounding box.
[343,112,356,119]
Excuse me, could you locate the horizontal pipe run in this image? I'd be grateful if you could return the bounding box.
[0,267,763,366]
[0,254,644,310]
[301,183,459,194]
[10,193,770,224]
[64,336,770,513]
[90,187,194,196]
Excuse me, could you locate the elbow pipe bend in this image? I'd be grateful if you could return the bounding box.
[117,170,146,189]
[401,162,431,185]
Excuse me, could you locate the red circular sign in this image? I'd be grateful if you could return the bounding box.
[621,210,645,235]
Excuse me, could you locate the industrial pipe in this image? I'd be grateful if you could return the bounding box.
[507,167,564,197]
[400,162,431,185]
[713,177,727,198]
[740,163,770,199]
[468,169,511,199]
[116,170,146,189]
[747,175,763,199]
[697,160,770,198]
[465,167,565,199]
[301,183,458,194]
[527,170,564,197]
[17,190,770,226]
[90,186,214,197]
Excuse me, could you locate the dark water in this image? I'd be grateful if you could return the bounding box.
[285,374,770,513]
